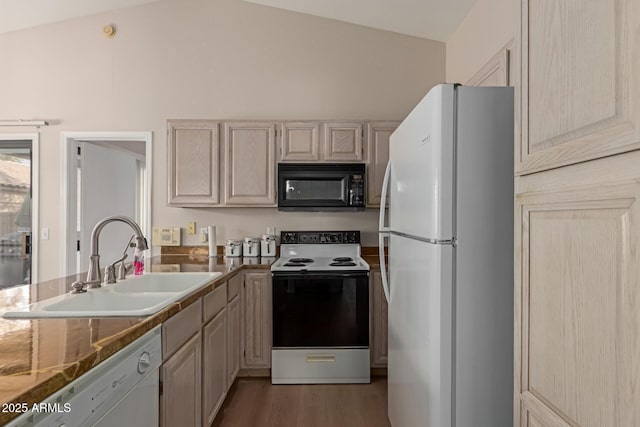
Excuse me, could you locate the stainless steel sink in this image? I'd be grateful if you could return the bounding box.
[3,272,221,318]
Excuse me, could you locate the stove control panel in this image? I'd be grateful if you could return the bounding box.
[280,231,360,244]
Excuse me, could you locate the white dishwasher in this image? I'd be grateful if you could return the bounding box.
[6,325,162,427]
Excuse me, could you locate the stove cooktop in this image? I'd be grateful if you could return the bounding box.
[271,231,369,273]
[271,255,370,272]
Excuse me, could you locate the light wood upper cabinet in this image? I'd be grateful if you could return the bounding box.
[202,308,227,427]
[466,40,513,87]
[242,271,272,369]
[167,120,220,206]
[279,122,320,161]
[366,121,399,207]
[323,122,364,161]
[516,0,640,174]
[223,121,277,206]
[161,332,202,427]
[370,270,388,367]
[515,151,640,427]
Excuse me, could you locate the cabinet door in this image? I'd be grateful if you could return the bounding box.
[323,122,364,161]
[202,308,227,427]
[280,122,320,161]
[366,121,399,207]
[227,294,241,387]
[161,332,201,427]
[516,0,640,174]
[242,271,272,368]
[167,120,220,206]
[223,122,276,206]
[466,40,513,87]
[515,152,640,426]
[370,270,388,367]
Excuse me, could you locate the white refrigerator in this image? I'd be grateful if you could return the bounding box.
[378,84,514,427]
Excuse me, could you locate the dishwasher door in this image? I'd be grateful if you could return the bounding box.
[93,369,159,427]
[5,326,162,427]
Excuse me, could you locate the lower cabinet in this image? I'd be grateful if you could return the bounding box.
[160,270,275,427]
[370,270,388,367]
[160,282,229,427]
[202,308,227,427]
[161,332,202,427]
[242,271,272,369]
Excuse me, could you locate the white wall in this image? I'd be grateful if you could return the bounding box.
[445,0,514,83]
[0,0,445,280]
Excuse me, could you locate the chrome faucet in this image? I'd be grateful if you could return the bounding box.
[86,216,148,288]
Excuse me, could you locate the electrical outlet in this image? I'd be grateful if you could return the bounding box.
[200,227,208,243]
[186,221,196,235]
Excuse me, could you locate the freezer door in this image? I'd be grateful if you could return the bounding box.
[387,234,453,427]
[388,84,455,240]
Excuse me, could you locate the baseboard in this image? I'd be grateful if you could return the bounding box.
[238,368,271,377]
[371,367,387,376]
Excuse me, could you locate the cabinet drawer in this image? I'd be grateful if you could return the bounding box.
[162,301,202,360]
[227,273,242,302]
[203,282,227,323]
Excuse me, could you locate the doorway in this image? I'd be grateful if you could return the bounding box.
[61,132,152,276]
[0,134,39,289]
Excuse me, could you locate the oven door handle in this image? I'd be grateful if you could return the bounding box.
[378,232,391,304]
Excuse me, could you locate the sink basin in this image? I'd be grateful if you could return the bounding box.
[3,272,222,318]
[106,272,219,294]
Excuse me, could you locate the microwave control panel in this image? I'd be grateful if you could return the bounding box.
[280,231,360,245]
[349,175,365,206]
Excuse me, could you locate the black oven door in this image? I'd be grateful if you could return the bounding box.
[272,271,369,348]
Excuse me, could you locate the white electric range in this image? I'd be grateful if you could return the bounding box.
[270,231,371,384]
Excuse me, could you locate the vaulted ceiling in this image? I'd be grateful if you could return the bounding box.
[241,0,477,41]
[0,0,476,41]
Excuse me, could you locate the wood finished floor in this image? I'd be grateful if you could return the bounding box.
[212,377,391,427]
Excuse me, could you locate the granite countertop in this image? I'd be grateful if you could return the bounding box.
[0,251,382,424]
[0,254,273,425]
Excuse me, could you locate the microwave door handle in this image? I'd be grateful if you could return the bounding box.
[378,160,391,233]
[379,233,391,304]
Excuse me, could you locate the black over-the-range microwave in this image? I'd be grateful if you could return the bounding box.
[277,163,366,211]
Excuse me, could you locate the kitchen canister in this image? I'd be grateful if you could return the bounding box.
[261,234,277,257]
[225,239,243,257]
[243,237,261,257]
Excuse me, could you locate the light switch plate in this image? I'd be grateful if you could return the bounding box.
[186,221,196,235]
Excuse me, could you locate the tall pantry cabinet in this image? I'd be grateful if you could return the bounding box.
[514,1,640,426]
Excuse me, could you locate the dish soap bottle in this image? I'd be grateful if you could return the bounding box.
[133,247,145,275]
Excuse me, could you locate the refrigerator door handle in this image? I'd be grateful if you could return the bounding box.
[378,232,391,304]
[378,160,391,233]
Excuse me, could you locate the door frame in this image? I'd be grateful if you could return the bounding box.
[60,131,152,276]
[0,133,39,284]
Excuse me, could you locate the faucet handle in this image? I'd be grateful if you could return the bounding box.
[71,280,88,293]
[103,265,117,284]
[118,262,132,280]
